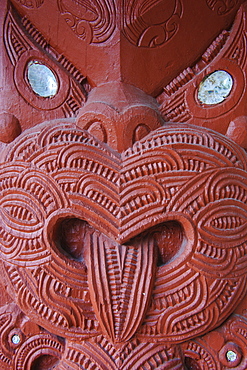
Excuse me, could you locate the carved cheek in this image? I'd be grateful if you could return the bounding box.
[138,166,247,342]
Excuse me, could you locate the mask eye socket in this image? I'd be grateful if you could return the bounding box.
[151,221,185,266]
[55,218,92,262]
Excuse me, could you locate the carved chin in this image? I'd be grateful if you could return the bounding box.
[0,120,247,344]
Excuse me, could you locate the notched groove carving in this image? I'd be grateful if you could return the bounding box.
[4,4,90,116]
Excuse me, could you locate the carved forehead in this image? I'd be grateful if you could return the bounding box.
[8,0,243,94]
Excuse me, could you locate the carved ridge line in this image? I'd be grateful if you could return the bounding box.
[21,15,87,87]
[4,10,30,65]
[185,341,216,369]
[160,28,229,97]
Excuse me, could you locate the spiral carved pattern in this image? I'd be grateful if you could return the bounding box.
[0,121,247,363]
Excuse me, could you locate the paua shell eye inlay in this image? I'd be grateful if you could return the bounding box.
[11,334,21,345]
[27,60,58,98]
[198,70,233,105]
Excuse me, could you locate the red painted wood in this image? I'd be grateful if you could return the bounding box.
[0,1,247,369]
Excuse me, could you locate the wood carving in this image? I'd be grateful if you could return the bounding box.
[1,0,247,369]
[6,5,89,112]
[158,2,247,147]
[58,0,116,44]
[121,0,182,48]
[60,0,183,47]
[206,0,241,15]
[0,120,247,368]
[15,0,44,8]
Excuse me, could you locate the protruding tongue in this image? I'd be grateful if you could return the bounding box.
[85,230,156,343]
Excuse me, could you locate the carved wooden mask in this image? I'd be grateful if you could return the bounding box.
[1,1,247,369]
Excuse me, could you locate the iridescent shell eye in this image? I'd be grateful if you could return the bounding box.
[11,334,21,345]
[198,70,233,105]
[27,60,58,98]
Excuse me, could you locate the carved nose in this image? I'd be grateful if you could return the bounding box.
[85,228,156,344]
[76,82,164,152]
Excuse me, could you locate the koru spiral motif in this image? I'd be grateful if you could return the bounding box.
[0,121,247,368]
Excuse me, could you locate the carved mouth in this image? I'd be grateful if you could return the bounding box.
[53,217,185,343]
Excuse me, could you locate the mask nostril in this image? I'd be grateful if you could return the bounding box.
[55,218,92,262]
[152,221,185,267]
[125,221,186,267]
[30,355,59,370]
[184,357,201,370]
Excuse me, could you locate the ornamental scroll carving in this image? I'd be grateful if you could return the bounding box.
[57,0,182,47]
[15,0,44,8]
[206,0,241,15]
[120,0,182,48]
[1,122,247,368]
[1,0,247,369]
[57,0,116,44]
